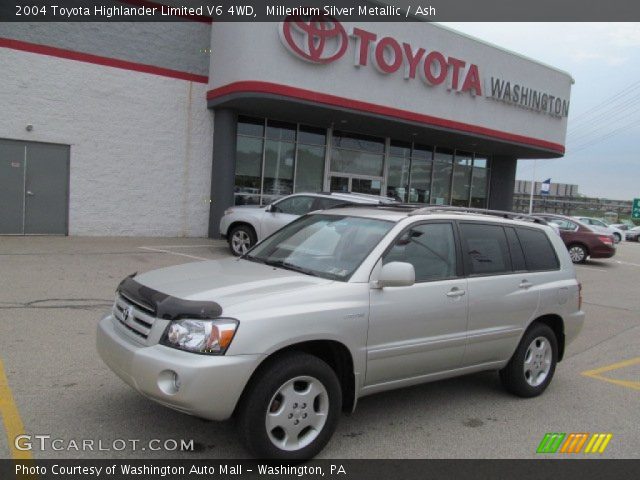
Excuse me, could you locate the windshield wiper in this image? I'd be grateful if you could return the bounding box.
[262,259,318,277]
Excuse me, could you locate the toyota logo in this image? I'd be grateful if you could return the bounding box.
[280,15,348,64]
[122,305,134,322]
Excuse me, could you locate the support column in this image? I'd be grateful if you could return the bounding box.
[488,155,517,211]
[208,108,237,238]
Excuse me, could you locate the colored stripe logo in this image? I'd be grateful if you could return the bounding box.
[537,433,613,454]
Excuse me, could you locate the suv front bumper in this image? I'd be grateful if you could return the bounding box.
[96,314,264,420]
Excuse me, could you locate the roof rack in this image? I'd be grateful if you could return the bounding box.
[408,206,549,225]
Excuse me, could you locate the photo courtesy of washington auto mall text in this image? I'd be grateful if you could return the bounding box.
[1,0,640,480]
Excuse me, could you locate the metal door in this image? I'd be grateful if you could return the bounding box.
[0,139,69,235]
[0,140,26,234]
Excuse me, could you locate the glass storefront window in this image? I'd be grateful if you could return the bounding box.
[234,135,263,205]
[451,151,473,207]
[235,117,327,204]
[408,145,433,203]
[263,139,295,196]
[295,144,325,192]
[234,116,491,208]
[470,157,489,208]
[266,120,296,142]
[331,131,384,177]
[387,141,411,202]
[430,148,454,205]
[298,126,326,146]
[237,116,264,137]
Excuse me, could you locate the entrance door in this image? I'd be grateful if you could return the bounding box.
[329,175,383,196]
[0,139,70,235]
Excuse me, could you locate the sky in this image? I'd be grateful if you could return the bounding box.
[440,23,640,201]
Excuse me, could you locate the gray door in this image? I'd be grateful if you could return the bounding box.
[0,139,69,235]
[0,140,26,234]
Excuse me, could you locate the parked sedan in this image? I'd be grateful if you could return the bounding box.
[220,192,396,255]
[534,214,616,263]
[626,226,640,242]
[572,216,624,243]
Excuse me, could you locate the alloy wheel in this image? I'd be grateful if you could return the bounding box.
[523,336,552,387]
[265,376,329,451]
[231,230,251,255]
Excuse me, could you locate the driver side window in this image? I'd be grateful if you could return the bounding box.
[383,223,457,282]
[273,196,315,215]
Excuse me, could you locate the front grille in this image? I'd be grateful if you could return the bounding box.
[113,294,157,340]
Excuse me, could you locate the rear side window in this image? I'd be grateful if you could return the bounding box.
[515,227,560,271]
[505,227,527,271]
[460,223,511,275]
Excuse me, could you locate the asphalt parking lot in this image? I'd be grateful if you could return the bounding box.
[0,236,638,459]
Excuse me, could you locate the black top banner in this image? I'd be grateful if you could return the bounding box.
[2,0,640,22]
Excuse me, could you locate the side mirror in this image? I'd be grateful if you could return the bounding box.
[376,262,415,288]
[265,204,275,213]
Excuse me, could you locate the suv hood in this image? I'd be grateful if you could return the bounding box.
[133,257,332,310]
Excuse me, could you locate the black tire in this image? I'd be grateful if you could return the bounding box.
[499,323,558,398]
[228,224,256,256]
[236,352,342,460]
[567,243,588,264]
[613,233,622,243]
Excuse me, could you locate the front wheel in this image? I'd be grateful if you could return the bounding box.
[499,323,558,398]
[613,233,622,243]
[236,352,342,460]
[228,225,256,256]
[568,244,587,263]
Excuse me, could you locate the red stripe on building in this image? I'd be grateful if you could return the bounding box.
[0,37,209,84]
[206,81,565,154]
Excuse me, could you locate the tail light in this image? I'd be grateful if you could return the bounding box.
[597,235,614,246]
[578,282,583,310]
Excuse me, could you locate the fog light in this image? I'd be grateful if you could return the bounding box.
[158,370,180,395]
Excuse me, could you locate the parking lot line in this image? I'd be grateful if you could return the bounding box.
[138,245,210,261]
[0,358,32,460]
[581,357,640,392]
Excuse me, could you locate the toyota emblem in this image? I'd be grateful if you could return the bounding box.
[280,15,348,64]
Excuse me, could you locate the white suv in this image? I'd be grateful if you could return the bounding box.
[219,192,396,255]
[97,206,584,459]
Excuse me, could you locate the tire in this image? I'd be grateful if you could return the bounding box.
[567,243,587,264]
[236,352,342,460]
[613,233,622,243]
[228,224,256,256]
[499,323,558,398]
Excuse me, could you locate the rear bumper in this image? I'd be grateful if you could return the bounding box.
[97,314,264,420]
[589,245,616,259]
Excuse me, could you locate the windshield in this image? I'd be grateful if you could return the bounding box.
[245,214,394,281]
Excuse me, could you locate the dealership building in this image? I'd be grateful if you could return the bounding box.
[0,14,573,236]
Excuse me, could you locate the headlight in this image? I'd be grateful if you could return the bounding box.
[161,319,239,355]
[223,208,235,215]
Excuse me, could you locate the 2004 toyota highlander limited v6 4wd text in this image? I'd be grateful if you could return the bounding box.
[97,206,584,459]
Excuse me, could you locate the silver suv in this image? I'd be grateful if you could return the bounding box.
[220,192,396,255]
[97,206,584,459]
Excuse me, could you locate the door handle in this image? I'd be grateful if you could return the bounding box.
[446,288,466,298]
[519,280,533,289]
[26,190,34,196]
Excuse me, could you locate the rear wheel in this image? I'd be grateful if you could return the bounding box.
[236,352,342,460]
[568,243,587,263]
[499,323,558,398]
[228,224,256,256]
